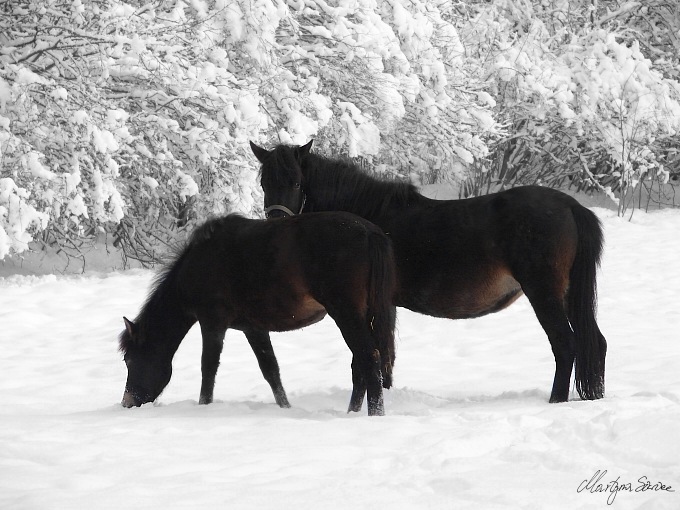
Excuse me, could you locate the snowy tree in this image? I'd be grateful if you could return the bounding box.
[0,0,269,262]
[261,0,500,180]
[1,0,679,264]
[0,0,499,262]
[458,0,680,214]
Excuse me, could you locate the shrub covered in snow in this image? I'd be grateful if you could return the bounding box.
[0,0,679,263]
[459,0,680,214]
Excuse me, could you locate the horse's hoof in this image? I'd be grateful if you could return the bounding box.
[275,391,291,408]
[276,399,291,409]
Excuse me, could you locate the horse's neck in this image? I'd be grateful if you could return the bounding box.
[140,291,194,356]
[306,161,425,224]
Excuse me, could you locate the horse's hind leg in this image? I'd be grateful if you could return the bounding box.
[244,329,290,408]
[348,350,384,416]
[348,357,367,413]
[366,349,385,415]
[522,284,576,403]
[332,313,384,416]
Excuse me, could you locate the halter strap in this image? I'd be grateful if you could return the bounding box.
[265,193,306,218]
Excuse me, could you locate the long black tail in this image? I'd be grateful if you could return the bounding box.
[568,205,607,400]
[366,231,397,389]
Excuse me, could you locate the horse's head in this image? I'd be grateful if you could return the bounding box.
[119,317,173,407]
[250,140,312,218]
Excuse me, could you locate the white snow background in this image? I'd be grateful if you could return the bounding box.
[1,189,679,509]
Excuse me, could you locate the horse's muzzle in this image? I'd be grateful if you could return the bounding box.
[121,388,151,408]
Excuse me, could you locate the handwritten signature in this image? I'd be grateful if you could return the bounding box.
[577,470,674,505]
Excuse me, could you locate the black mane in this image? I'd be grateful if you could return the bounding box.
[304,153,423,219]
[266,144,422,220]
[118,255,183,355]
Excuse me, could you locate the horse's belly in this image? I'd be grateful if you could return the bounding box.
[401,269,523,319]
[270,295,328,331]
[291,296,328,327]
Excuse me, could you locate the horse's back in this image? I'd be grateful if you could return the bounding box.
[397,186,587,258]
[182,211,384,271]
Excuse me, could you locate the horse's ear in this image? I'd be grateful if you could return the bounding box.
[296,140,313,160]
[250,141,270,163]
[123,317,136,337]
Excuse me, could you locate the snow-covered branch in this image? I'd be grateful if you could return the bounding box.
[1,0,678,261]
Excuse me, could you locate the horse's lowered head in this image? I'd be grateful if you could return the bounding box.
[250,140,312,218]
[119,317,173,408]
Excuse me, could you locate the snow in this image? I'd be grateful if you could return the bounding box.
[1,198,679,509]
[71,110,89,124]
[0,77,11,110]
[338,101,381,157]
[0,178,50,258]
[13,67,50,86]
[24,151,56,180]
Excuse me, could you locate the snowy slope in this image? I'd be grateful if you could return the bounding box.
[1,206,679,510]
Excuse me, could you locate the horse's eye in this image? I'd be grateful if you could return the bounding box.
[293,182,301,189]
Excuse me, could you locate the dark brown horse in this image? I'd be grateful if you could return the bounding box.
[119,212,396,416]
[251,140,607,403]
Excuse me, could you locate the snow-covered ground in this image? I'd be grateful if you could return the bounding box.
[1,202,679,509]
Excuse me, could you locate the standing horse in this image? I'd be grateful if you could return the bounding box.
[119,212,397,416]
[251,140,607,403]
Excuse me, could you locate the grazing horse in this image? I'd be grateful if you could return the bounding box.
[251,140,607,403]
[119,212,397,416]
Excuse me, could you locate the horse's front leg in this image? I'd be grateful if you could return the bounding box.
[198,319,227,405]
[244,329,290,408]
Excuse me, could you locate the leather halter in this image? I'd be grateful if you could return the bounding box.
[264,192,306,218]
